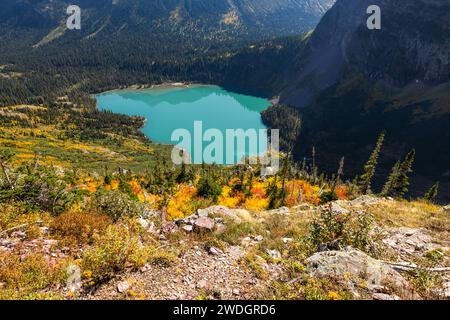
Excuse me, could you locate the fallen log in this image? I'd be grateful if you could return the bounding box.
[0,221,43,237]
[383,261,450,273]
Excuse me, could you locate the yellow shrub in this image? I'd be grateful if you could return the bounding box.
[218,186,241,208]
[166,185,197,220]
[81,224,156,282]
[0,251,68,292]
[244,197,269,212]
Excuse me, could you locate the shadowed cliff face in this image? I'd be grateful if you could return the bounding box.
[280,0,450,107]
[279,0,450,201]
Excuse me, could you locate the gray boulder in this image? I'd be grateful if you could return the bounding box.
[306,247,416,299]
[382,227,444,256]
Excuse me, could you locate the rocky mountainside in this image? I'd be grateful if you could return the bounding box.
[0,0,334,105]
[281,0,450,107]
[277,0,450,201]
[2,198,449,300]
[0,0,335,49]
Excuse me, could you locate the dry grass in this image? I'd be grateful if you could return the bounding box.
[366,200,444,227]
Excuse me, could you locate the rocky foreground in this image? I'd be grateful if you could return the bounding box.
[1,197,449,300]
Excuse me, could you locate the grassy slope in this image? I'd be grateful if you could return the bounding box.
[0,104,172,173]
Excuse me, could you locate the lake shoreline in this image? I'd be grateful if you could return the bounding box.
[92,81,212,95]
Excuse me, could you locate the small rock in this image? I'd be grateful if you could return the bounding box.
[39,227,49,234]
[162,222,179,234]
[214,223,226,234]
[182,225,193,233]
[241,237,253,246]
[11,231,27,239]
[194,217,215,232]
[266,249,282,259]
[232,289,240,295]
[372,293,401,300]
[43,239,58,246]
[159,234,167,241]
[282,237,293,244]
[329,202,350,214]
[440,282,450,299]
[209,247,223,256]
[117,281,131,293]
[254,235,264,242]
[197,209,210,218]
[197,279,207,289]
[138,218,150,230]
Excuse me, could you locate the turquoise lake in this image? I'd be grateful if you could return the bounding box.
[95,85,271,164]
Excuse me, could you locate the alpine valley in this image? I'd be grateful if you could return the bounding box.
[0,0,449,301]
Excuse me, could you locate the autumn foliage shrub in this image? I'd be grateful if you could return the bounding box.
[0,251,67,292]
[51,211,111,246]
[166,185,197,220]
[81,223,175,282]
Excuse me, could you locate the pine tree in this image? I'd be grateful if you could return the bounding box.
[359,132,385,194]
[381,149,415,198]
[423,182,439,203]
[395,149,415,198]
[176,160,193,184]
[267,175,282,209]
[381,161,401,197]
[196,166,222,202]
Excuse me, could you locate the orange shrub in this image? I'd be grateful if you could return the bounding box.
[104,180,119,191]
[51,212,111,246]
[335,185,349,200]
[284,180,320,206]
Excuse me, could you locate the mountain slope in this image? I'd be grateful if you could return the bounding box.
[0,0,335,49]
[0,0,334,104]
[278,0,450,201]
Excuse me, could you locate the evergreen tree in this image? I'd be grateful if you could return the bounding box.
[359,132,385,194]
[196,167,222,202]
[267,175,282,209]
[176,160,192,184]
[381,149,415,198]
[381,161,401,197]
[423,182,439,203]
[395,149,415,198]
